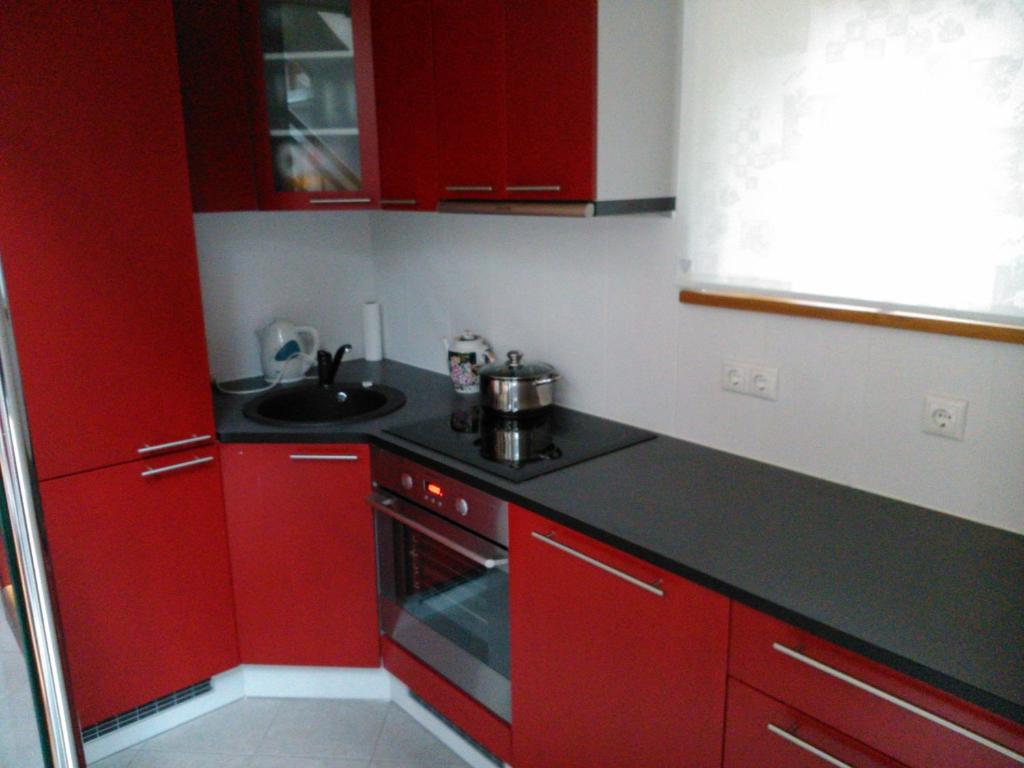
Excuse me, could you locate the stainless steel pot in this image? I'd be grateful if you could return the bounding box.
[478,350,560,416]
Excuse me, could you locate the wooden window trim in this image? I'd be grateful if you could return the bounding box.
[679,289,1024,345]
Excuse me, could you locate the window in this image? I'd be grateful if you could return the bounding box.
[678,0,1024,335]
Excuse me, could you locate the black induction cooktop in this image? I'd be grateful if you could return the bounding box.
[385,405,656,482]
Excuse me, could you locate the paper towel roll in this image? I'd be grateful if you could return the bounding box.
[363,301,383,361]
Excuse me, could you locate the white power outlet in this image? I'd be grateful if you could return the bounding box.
[722,361,778,401]
[922,395,968,440]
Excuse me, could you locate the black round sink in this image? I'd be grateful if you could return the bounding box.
[243,382,406,427]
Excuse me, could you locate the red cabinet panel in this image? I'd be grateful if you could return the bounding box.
[371,0,438,211]
[730,603,1024,768]
[41,447,238,727]
[0,0,215,481]
[725,679,908,767]
[505,0,596,200]
[220,443,379,667]
[431,0,507,199]
[510,505,729,768]
[173,0,259,212]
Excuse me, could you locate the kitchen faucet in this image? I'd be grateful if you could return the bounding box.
[316,344,352,386]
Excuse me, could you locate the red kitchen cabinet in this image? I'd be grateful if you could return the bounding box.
[220,443,379,666]
[241,0,381,209]
[724,679,908,767]
[370,0,438,211]
[431,0,507,200]
[729,603,1024,768]
[173,0,259,212]
[504,0,597,200]
[40,446,238,727]
[509,505,729,768]
[0,0,216,481]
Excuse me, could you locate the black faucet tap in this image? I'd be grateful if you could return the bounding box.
[317,344,353,387]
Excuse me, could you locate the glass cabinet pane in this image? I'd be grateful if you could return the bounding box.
[260,0,362,192]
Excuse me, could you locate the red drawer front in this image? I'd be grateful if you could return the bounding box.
[730,603,1024,768]
[725,679,907,768]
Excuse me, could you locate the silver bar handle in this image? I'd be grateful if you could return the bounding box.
[140,455,214,478]
[137,434,211,454]
[289,454,359,461]
[369,495,508,570]
[506,185,561,192]
[445,185,493,192]
[531,531,664,597]
[380,199,418,206]
[772,643,1024,764]
[309,198,373,204]
[766,724,853,768]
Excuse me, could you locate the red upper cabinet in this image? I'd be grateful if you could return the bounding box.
[220,443,379,667]
[241,0,380,210]
[431,0,507,200]
[0,0,216,481]
[509,505,730,768]
[41,447,238,727]
[370,0,438,211]
[504,0,597,200]
[173,0,259,212]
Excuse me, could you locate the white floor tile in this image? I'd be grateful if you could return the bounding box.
[248,756,369,768]
[370,707,470,767]
[139,698,280,754]
[256,698,388,760]
[127,751,249,768]
[88,749,137,767]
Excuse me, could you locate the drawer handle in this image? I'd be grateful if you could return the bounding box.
[137,434,211,454]
[445,185,493,192]
[309,198,372,204]
[773,643,1024,764]
[140,455,213,478]
[531,531,664,597]
[767,724,853,768]
[289,454,359,461]
[506,185,561,192]
[380,199,418,206]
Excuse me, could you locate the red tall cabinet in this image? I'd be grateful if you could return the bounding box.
[0,0,238,726]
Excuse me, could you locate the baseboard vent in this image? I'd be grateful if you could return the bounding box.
[81,679,213,742]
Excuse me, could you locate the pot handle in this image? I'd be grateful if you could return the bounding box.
[533,373,561,385]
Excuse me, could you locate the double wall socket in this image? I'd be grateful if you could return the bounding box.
[722,361,778,401]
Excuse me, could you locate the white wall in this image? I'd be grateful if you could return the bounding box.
[369,210,1024,535]
[193,211,376,381]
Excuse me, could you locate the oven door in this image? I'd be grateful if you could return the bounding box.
[369,491,511,722]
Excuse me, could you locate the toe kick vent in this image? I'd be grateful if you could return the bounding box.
[80,678,213,742]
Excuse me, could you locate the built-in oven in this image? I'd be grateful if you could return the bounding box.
[369,447,511,722]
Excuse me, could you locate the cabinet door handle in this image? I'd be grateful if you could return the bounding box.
[310,198,373,204]
[531,531,664,597]
[137,434,212,454]
[766,724,853,768]
[772,643,1024,764]
[445,185,493,192]
[140,455,214,478]
[506,185,561,192]
[289,454,359,461]
[380,199,418,206]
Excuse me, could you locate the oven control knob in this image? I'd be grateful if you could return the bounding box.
[454,498,469,516]
[400,473,414,490]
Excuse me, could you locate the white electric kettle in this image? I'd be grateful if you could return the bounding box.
[257,319,320,383]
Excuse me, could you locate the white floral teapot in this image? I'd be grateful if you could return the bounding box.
[442,331,495,394]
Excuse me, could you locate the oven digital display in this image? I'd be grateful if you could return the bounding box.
[425,481,444,498]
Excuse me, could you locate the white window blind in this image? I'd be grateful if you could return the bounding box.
[679,0,1024,325]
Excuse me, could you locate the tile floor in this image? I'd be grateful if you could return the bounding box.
[0,602,47,768]
[88,697,474,768]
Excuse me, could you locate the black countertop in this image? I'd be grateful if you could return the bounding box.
[216,359,1024,725]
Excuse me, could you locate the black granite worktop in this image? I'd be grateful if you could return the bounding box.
[216,359,1024,725]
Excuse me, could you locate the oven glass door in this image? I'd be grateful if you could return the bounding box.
[372,492,510,721]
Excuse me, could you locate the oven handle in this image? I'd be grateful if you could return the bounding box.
[367,492,509,570]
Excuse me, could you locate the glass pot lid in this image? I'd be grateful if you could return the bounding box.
[478,351,556,381]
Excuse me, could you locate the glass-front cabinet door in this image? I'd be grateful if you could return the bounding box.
[244,0,379,208]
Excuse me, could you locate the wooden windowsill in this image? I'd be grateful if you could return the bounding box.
[679,289,1024,345]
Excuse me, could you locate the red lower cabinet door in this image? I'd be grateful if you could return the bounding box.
[220,444,378,666]
[510,505,729,768]
[40,447,238,727]
[725,679,908,767]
